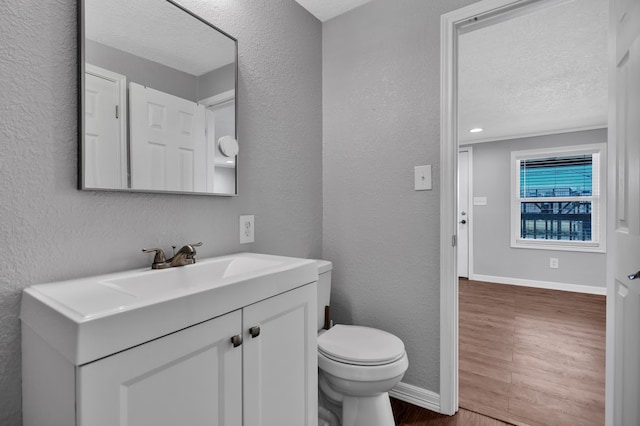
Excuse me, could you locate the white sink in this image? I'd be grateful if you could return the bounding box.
[101,255,283,298]
[21,252,317,365]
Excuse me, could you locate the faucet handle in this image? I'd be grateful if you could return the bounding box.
[182,242,203,264]
[142,248,166,263]
[185,242,203,255]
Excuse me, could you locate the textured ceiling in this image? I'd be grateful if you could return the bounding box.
[85,0,235,76]
[293,0,373,22]
[458,0,608,144]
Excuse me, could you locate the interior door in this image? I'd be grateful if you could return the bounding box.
[129,83,206,192]
[611,0,640,424]
[84,70,126,189]
[458,149,471,278]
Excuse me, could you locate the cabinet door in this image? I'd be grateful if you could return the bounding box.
[243,283,318,426]
[77,310,242,426]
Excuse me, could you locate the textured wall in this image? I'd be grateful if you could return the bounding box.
[0,0,322,424]
[322,0,480,394]
[466,129,607,288]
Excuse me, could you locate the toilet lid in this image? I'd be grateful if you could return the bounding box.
[318,325,405,366]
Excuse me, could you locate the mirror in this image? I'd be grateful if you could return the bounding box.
[79,0,238,195]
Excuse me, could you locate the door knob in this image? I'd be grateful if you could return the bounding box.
[249,325,261,338]
[628,271,640,280]
[230,335,243,347]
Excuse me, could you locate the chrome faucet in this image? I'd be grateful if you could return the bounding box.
[142,242,203,269]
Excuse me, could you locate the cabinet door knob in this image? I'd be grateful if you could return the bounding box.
[249,325,261,338]
[230,334,243,347]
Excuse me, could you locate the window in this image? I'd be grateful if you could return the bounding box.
[511,144,606,252]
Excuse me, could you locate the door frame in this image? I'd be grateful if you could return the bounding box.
[199,90,236,193]
[199,89,236,109]
[439,0,610,416]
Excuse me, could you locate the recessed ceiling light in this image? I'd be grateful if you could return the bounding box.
[469,128,484,133]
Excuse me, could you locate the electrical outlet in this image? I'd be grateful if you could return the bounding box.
[239,215,254,244]
[549,257,559,269]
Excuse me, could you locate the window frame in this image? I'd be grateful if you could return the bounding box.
[510,143,606,253]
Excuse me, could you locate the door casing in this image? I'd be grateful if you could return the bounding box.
[439,0,612,418]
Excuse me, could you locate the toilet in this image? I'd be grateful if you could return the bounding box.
[316,260,409,426]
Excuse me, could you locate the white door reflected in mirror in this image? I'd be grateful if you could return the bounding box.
[80,0,238,195]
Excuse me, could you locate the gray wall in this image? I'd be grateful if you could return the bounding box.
[0,0,322,424]
[198,63,236,100]
[323,0,480,394]
[86,40,200,101]
[86,41,236,102]
[465,129,607,288]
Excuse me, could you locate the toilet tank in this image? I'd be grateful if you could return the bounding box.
[315,260,333,331]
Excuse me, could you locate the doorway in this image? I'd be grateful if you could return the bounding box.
[439,0,610,419]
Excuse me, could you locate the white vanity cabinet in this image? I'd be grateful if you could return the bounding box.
[243,283,317,425]
[21,253,318,426]
[76,284,317,426]
[77,310,243,426]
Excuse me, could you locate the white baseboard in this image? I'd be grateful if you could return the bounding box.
[389,382,441,413]
[470,274,606,295]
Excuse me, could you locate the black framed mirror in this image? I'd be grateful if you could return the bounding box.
[79,0,238,195]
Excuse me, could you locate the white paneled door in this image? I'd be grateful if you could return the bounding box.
[458,149,471,278]
[84,67,126,189]
[129,83,206,192]
[611,0,640,424]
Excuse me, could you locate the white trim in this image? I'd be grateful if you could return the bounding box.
[199,89,235,107]
[604,0,616,421]
[84,63,128,189]
[470,274,607,295]
[440,0,551,417]
[389,382,440,413]
[440,4,459,415]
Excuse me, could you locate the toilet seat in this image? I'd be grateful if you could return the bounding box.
[318,325,405,366]
[318,349,409,384]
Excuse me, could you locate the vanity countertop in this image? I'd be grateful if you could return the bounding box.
[21,252,317,365]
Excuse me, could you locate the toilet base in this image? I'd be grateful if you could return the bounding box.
[341,392,395,426]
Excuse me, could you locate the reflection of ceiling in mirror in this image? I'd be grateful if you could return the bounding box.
[85,0,235,76]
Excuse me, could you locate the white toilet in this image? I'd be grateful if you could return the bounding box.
[316,260,409,426]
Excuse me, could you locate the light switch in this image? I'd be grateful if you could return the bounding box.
[473,197,487,206]
[415,165,432,191]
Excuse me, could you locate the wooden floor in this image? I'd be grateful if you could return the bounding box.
[392,398,513,425]
[458,279,606,426]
